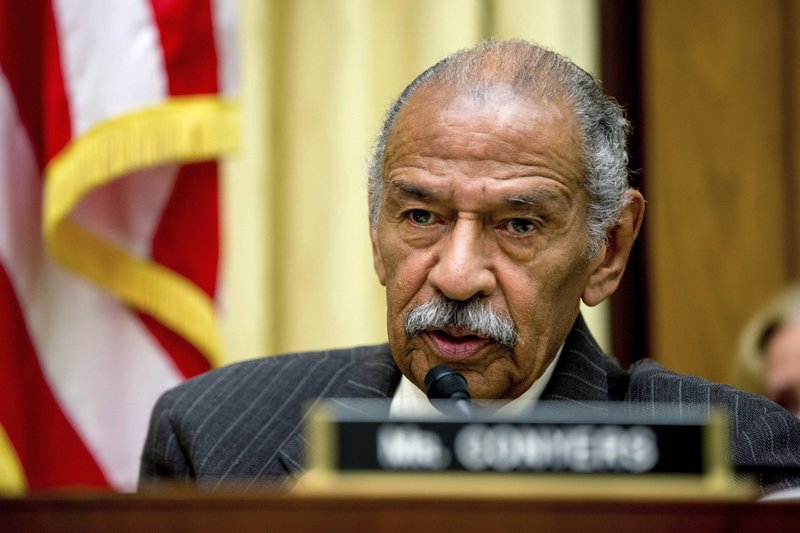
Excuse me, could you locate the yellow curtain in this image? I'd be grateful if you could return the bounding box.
[223,0,605,363]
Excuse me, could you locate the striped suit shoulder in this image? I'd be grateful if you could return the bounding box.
[627,359,800,493]
[139,344,399,490]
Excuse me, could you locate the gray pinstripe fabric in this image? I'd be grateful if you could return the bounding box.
[139,315,800,494]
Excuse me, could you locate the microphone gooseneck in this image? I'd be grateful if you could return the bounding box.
[424,365,473,417]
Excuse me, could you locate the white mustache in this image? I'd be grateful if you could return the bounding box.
[404,295,519,348]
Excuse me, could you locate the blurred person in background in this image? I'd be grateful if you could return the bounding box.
[735,284,800,418]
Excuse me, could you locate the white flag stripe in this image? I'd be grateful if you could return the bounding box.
[70,166,179,260]
[53,0,178,259]
[211,0,237,326]
[0,75,42,287]
[212,0,240,96]
[32,268,184,490]
[53,0,167,136]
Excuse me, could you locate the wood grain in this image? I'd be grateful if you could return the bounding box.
[642,0,794,382]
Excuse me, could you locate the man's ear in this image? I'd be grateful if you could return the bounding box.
[370,224,387,286]
[582,190,645,306]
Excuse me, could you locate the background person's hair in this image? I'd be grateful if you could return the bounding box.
[367,39,633,257]
[733,283,800,393]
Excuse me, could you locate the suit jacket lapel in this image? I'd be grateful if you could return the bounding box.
[540,314,627,406]
[275,345,400,481]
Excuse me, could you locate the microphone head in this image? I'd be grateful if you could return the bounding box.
[424,365,471,401]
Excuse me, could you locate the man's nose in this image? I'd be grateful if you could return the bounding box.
[427,218,496,301]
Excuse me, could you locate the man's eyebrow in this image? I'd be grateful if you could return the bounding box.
[505,190,568,208]
[386,180,434,200]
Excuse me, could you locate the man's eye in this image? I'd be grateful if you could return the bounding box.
[407,209,435,225]
[505,218,536,235]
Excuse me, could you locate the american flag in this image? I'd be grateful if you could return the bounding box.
[0,0,238,491]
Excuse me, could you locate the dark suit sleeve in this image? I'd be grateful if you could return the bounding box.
[138,389,194,489]
[627,360,800,494]
[733,405,800,492]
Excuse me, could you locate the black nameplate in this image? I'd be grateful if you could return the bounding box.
[306,401,729,479]
[340,420,700,474]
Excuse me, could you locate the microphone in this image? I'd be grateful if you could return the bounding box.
[424,365,473,417]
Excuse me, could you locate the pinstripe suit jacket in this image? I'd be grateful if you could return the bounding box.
[139,315,800,494]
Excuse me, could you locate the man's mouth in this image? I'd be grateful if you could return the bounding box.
[424,328,492,360]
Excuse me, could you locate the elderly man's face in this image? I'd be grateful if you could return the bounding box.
[370,85,611,400]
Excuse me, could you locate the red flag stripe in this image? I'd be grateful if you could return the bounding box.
[42,0,72,166]
[138,162,219,378]
[0,1,45,168]
[142,0,221,377]
[150,0,219,96]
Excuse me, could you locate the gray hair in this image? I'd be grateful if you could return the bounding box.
[367,39,632,257]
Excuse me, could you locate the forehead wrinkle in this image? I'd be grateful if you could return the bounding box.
[389,137,582,188]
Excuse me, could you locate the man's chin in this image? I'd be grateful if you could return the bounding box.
[397,339,519,400]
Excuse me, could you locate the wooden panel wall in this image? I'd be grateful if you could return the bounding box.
[789,1,800,276]
[642,0,799,383]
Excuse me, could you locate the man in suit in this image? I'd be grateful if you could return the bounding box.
[140,40,800,493]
